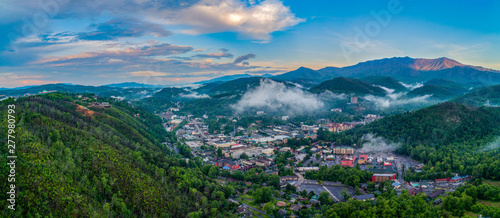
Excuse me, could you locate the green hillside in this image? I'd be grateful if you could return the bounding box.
[0,94,234,217]
[319,102,500,180]
[309,77,386,96]
[361,76,407,92]
[407,80,468,99]
[273,67,335,86]
[451,85,500,107]
[208,77,266,94]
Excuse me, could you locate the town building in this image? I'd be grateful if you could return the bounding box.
[371,173,396,182]
[355,194,375,201]
[351,96,358,104]
[214,159,240,169]
[332,147,354,155]
[427,189,445,200]
[280,175,299,182]
[358,155,368,165]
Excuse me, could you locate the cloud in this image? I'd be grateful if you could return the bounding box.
[318,90,347,100]
[359,133,400,153]
[191,49,234,59]
[179,92,210,98]
[34,43,194,66]
[478,136,500,152]
[127,71,169,77]
[399,81,423,90]
[172,0,304,41]
[77,17,172,41]
[234,53,256,64]
[231,79,324,114]
[363,93,433,109]
[375,85,395,94]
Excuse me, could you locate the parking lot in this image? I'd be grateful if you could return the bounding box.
[296,184,355,202]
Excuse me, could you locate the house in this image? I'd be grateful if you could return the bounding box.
[392,182,401,189]
[327,123,356,133]
[296,167,319,172]
[358,155,368,165]
[427,189,445,200]
[265,170,279,175]
[290,204,301,211]
[449,175,471,183]
[408,188,423,196]
[309,195,320,204]
[236,206,247,213]
[332,146,354,155]
[256,158,273,167]
[214,159,240,169]
[371,174,396,182]
[276,201,287,207]
[280,175,299,182]
[355,194,375,201]
[341,159,355,167]
[277,209,287,217]
[435,178,450,184]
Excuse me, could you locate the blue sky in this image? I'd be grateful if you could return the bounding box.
[0,0,499,88]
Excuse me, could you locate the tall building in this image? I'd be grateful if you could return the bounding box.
[351,96,358,104]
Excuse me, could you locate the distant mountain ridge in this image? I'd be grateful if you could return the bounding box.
[272,57,500,86]
[309,77,386,96]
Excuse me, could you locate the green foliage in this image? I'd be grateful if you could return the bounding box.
[305,165,372,187]
[321,102,500,180]
[0,95,232,217]
[309,77,386,96]
[253,187,273,203]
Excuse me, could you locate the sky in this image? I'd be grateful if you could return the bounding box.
[0,0,499,88]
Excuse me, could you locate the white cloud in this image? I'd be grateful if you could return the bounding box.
[364,93,433,109]
[399,81,423,90]
[231,79,323,114]
[478,136,500,152]
[359,133,399,153]
[171,0,304,41]
[180,92,210,98]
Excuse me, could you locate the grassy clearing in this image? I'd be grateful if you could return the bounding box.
[478,200,500,208]
[484,180,500,188]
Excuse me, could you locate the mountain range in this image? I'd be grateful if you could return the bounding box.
[272,57,500,86]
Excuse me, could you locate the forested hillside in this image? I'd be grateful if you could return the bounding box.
[0,94,235,217]
[319,102,500,180]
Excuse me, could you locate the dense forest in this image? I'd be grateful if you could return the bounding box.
[318,102,500,180]
[0,93,236,217]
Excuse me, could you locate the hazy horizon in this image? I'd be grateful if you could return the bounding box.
[1,0,500,88]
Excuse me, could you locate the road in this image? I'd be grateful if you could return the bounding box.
[193,120,206,139]
[397,157,411,189]
[294,173,305,186]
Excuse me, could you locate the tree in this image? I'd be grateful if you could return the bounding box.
[253,187,273,203]
[217,147,223,157]
[240,152,249,160]
[318,191,333,205]
[263,202,275,214]
[340,189,350,201]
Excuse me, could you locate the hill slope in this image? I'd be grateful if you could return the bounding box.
[360,76,407,92]
[319,102,500,180]
[272,67,336,86]
[451,85,500,107]
[309,77,386,96]
[0,94,229,217]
